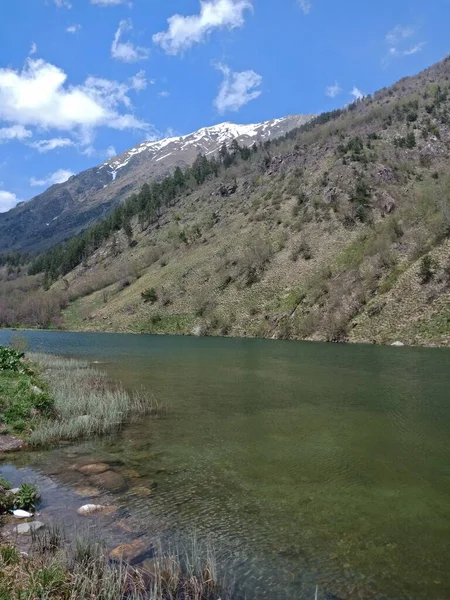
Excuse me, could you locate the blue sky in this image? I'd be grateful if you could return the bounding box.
[0,0,449,212]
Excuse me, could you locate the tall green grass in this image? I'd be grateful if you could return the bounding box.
[28,354,164,447]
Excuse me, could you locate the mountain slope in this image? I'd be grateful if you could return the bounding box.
[2,57,450,347]
[0,115,311,253]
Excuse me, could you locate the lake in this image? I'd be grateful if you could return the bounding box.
[1,330,450,599]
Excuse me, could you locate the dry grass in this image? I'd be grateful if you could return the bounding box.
[0,528,231,600]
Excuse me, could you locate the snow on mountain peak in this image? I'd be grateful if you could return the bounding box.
[100,115,310,182]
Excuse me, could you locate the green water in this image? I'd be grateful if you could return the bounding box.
[1,331,450,599]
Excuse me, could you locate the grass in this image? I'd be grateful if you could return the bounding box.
[0,344,164,447]
[27,353,165,447]
[0,349,53,436]
[0,526,232,600]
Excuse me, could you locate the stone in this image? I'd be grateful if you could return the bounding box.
[391,341,405,347]
[131,486,152,497]
[90,471,128,492]
[31,385,43,394]
[115,519,136,533]
[13,510,33,519]
[77,504,117,516]
[109,540,148,563]
[0,434,24,454]
[14,521,44,535]
[10,488,20,494]
[73,486,102,498]
[123,469,141,479]
[77,463,110,475]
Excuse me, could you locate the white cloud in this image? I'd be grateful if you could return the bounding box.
[0,58,149,140]
[81,145,118,158]
[297,0,312,14]
[91,0,131,5]
[384,25,424,62]
[350,87,364,101]
[111,20,150,62]
[326,82,342,98]
[0,191,19,213]
[53,0,72,8]
[29,43,37,56]
[30,169,74,188]
[385,25,414,45]
[390,42,425,57]
[29,138,74,153]
[214,63,262,113]
[0,125,32,142]
[153,0,252,55]
[159,91,170,98]
[66,24,82,33]
[129,70,147,91]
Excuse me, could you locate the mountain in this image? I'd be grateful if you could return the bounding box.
[2,57,450,347]
[0,115,312,253]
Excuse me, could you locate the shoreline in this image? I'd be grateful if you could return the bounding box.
[1,325,449,350]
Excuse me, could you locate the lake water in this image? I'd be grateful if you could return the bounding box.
[1,330,450,600]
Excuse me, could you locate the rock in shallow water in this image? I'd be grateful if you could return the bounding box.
[90,471,128,492]
[77,504,117,516]
[73,486,102,498]
[109,540,148,563]
[77,463,111,475]
[14,521,44,535]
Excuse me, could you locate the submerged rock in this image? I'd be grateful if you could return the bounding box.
[14,521,44,535]
[73,486,102,498]
[90,471,128,492]
[77,504,117,516]
[131,486,152,497]
[77,463,111,475]
[109,540,148,563]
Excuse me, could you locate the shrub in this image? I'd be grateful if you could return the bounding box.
[419,255,436,284]
[290,241,312,262]
[0,346,28,373]
[141,287,158,303]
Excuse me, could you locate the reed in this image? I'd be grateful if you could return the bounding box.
[0,526,232,600]
[27,353,165,447]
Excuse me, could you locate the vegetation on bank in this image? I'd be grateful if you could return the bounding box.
[0,519,230,600]
[0,344,163,448]
[0,346,53,437]
[0,477,39,515]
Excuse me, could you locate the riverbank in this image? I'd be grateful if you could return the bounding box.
[2,321,450,349]
[0,345,163,451]
[0,472,228,600]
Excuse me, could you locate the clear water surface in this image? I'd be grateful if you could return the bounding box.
[1,330,449,600]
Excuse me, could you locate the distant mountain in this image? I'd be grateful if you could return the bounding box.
[0,115,312,253]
